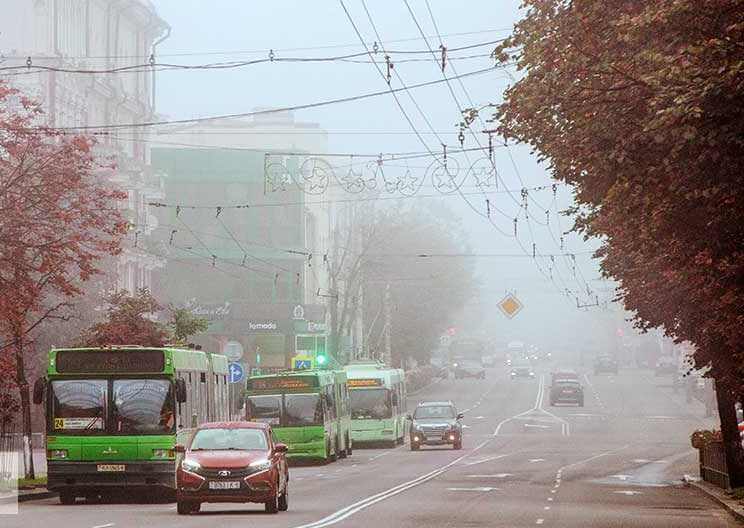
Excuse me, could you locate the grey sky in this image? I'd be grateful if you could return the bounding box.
[151,0,617,352]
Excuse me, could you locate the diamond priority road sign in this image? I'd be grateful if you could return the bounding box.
[498,293,524,319]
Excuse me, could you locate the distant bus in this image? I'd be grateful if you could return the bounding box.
[33,346,230,504]
[245,369,351,462]
[344,361,406,447]
[448,338,487,367]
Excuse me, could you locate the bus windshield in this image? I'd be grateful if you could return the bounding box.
[247,395,281,426]
[51,380,107,433]
[112,379,175,434]
[285,394,323,426]
[350,388,391,419]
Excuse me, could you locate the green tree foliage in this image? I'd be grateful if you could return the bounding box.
[82,289,169,347]
[495,0,744,388]
[169,306,210,344]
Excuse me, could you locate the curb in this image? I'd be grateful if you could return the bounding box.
[688,481,744,523]
[0,490,57,504]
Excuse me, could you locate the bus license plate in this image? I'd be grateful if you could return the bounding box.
[97,464,125,472]
[209,481,240,490]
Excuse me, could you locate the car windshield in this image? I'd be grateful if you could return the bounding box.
[112,379,174,434]
[247,395,282,426]
[50,380,107,433]
[190,428,268,451]
[284,393,323,426]
[414,406,455,419]
[350,388,392,419]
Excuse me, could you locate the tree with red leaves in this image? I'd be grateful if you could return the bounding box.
[0,81,127,478]
[495,1,744,485]
[81,288,169,347]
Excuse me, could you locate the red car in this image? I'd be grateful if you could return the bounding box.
[175,421,289,515]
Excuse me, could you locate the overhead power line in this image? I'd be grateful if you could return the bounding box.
[27,65,503,132]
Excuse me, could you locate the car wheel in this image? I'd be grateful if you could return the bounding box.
[410,442,420,451]
[191,502,201,513]
[278,488,288,512]
[453,440,462,450]
[265,494,279,514]
[59,491,75,505]
[176,500,193,515]
[338,435,348,459]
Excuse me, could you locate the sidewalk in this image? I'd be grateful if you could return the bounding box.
[688,479,744,523]
[0,487,57,504]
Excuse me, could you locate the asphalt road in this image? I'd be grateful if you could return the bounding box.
[6,363,736,527]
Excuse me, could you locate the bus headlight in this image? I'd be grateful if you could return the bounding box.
[152,448,173,459]
[181,458,201,473]
[48,449,68,459]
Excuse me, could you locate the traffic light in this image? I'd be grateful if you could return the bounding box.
[315,336,328,367]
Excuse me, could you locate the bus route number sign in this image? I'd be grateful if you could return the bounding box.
[250,377,317,391]
[348,378,383,388]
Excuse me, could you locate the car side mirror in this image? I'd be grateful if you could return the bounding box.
[174,444,186,453]
[274,443,289,454]
[32,378,45,405]
[456,413,464,420]
[175,379,187,403]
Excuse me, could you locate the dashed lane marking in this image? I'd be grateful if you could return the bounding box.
[447,487,500,492]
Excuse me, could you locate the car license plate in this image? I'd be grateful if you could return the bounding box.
[209,481,240,490]
[97,464,125,472]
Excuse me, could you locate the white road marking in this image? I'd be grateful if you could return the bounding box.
[611,474,632,481]
[547,497,554,501]
[463,454,512,467]
[466,473,513,479]
[632,459,651,463]
[544,506,551,510]
[474,416,485,420]
[614,490,643,496]
[536,519,545,524]
[92,524,115,528]
[529,458,546,463]
[292,440,500,528]
[447,487,499,492]
[524,424,551,429]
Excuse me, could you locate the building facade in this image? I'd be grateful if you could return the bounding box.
[0,0,169,292]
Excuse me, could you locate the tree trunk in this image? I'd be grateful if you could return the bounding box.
[13,332,35,480]
[714,379,744,488]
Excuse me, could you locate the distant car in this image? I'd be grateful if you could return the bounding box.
[655,357,677,376]
[409,401,463,450]
[594,356,619,375]
[175,421,289,515]
[549,380,584,406]
[510,363,535,379]
[481,355,496,368]
[551,369,579,384]
[454,359,486,379]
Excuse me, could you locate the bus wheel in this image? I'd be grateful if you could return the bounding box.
[59,491,75,505]
[176,500,193,515]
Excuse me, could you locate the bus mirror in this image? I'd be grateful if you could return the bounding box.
[32,378,45,405]
[175,379,187,403]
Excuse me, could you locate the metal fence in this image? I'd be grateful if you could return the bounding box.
[699,441,731,489]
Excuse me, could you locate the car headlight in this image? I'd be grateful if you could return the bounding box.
[249,458,272,472]
[181,458,201,472]
[152,448,173,459]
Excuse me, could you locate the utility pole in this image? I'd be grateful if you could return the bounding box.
[384,283,392,367]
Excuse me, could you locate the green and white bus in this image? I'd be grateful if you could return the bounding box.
[32,346,230,504]
[245,369,351,462]
[344,361,407,447]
